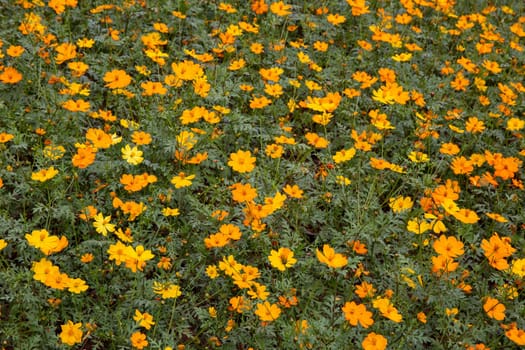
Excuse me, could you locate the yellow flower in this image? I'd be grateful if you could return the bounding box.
[372,297,403,322]
[153,282,182,299]
[254,301,281,322]
[133,310,155,330]
[228,150,256,173]
[268,248,297,271]
[162,207,180,216]
[31,166,59,182]
[121,144,144,165]
[389,196,413,213]
[511,258,525,277]
[67,278,89,294]
[316,244,347,268]
[171,172,195,188]
[408,151,429,163]
[92,213,115,236]
[25,229,60,255]
[269,1,291,16]
[0,239,7,251]
[391,52,412,62]
[59,321,83,346]
[333,148,356,164]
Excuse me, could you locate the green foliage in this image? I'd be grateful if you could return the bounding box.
[0,0,524,349]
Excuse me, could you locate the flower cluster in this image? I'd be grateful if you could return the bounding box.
[1,0,524,349]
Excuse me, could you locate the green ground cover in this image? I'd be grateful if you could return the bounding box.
[0,0,524,348]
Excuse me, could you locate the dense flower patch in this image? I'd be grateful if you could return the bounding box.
[0,0,524,349]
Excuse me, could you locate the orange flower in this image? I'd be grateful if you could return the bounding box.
[481,232,516,270]
[450,71,469,91]
[103,69,132,89]
[505,325,525,346]
[141,81,167,96]
[341,301,374,328]
[259,67,284,82]
[355,281,376,298]
[433,235,464,258]
[372,297,402,322]
[316,244,347,268]
[431,255,458,274]
[254,301,281,322]
[61,99,91,112]
[270,1,291,16]
[440,142,460,155]
[251,0,268,14]
[346,0,370,16]
[171,60,204,81]
[0,132,14,143]
[283,184,303,198]
[450,156,474,175]
[362,332,387,350]
[86,128,112,149]
[55,42,77,64]
[483,297,505,320]
[228,150,256,173]
[230,183,257,202]
[0,67,23,84]
[131,131,152,145]
[72,146,96,168]
[130,331,148,350]
[305,132,329,148]
[493,156,521,180]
